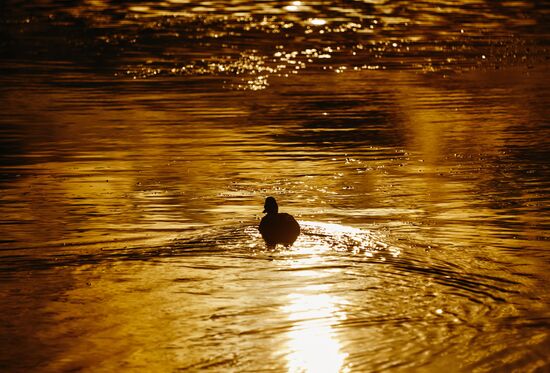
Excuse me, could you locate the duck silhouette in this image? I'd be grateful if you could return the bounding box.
[259,196,300,248]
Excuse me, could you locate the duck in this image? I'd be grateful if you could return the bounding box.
[259,196,300,247]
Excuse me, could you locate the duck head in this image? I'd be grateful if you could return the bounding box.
[263,196,279,214]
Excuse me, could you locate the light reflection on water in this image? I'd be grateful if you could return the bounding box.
[284,288,349,373]
[1,67,549,371]
[1,0,550,371]
[282,224,378,372]
[2,0,547,89]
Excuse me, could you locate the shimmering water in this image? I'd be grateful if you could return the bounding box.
[1,1,549,372]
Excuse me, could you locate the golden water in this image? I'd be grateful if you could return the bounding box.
[1,1,549,371]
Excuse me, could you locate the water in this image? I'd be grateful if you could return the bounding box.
[1,1,549,371]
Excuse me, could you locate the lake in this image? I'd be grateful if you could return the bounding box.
[1,1,549,371]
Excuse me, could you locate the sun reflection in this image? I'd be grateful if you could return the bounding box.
[273,221,398,371]
[291,221,395,258]
[283,288,349,373]
[309,18,327,26]
[284,1,302,12]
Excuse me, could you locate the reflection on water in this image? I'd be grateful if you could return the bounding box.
[1,66,549,371]
[1,0,550,372]
[1,0,547,89]
[284,289,348,373]
[282,223,373,372]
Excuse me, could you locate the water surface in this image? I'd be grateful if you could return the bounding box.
[1,1,549,372]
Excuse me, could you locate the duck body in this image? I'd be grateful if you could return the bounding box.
[259,197,300,247]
